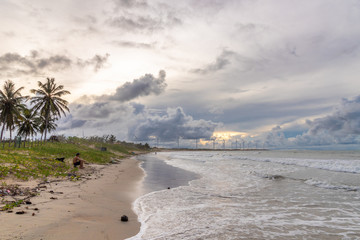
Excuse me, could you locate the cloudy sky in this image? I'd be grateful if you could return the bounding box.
[1,0,360,148]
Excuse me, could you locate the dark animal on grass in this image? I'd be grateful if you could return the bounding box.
[55,157,65,162]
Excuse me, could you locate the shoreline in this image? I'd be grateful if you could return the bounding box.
[128,152,201,239]
[137,153,199,194]
[0,156,145,240]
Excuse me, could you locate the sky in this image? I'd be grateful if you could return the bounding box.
[1,0,360,149]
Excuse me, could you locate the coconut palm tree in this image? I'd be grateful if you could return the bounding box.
[38,116,58,142]
[30,78,70,142]
[17,108,41,143]
[0,80,27,143]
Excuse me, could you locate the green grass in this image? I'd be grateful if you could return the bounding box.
[29,142,114,164]
[2,199,23,211]
[0,138,150,181]
[0,150,72,180]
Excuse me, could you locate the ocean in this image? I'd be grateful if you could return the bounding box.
[128,150,360,240]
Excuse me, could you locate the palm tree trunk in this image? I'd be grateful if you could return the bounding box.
[44,110,50,143]
[44,122,48,142]
[0,124,4,143]
[9,128,12,147]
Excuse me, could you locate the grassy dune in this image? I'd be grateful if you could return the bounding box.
[0,137,150,181]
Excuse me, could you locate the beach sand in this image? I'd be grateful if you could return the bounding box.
[0,156,144,240]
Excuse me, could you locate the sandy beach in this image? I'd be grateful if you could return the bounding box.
[0,156,144,240]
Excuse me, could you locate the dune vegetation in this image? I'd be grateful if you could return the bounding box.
[0,136,151,181]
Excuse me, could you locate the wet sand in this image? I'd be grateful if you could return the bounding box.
[0,157,144,240]
[137,153,199,194]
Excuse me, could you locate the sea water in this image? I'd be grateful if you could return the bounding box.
[128,150,360,240]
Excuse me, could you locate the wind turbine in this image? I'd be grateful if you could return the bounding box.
[210,137,217,150]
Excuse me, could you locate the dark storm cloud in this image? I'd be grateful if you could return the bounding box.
[0,51,109,76]
[108,70,167,102]
[294,96,360,145]
[58,67,218,141]
[308,96,360,135]
[261,126,290,147]
[108,16,163,32]
[58,101,219,143]
[129,107,218,141]
[112,40,156,49]
[71,102,113,119]
[107,1,182,33]
[71,119,87,128]
[72,70,167,105]
[112,0,148,9]
[182,97,332,132]
[77,53,110,72]
[0,51,72,75]
[130,102,146,115]
[189,0,227,9]
[57,115,87,131]
[58,101,137,134]
[37,55,72,69]
[57,70,170,136]
[250,96,360,147]
[191,50,236,74]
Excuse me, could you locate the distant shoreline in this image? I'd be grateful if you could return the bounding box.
[156,148,269,151]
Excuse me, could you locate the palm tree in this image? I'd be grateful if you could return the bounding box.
[17,108,41,143]
[30,78,70,142]
[38,116,58,142]
[0,80,27,143]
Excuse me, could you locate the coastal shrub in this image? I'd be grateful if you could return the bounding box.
[2,200,24,211]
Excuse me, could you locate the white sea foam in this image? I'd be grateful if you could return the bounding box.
[128,151,360,240]
[304,179,360,192]
[244,156,360,174]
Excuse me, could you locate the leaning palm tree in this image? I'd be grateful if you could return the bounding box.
[30,78,70,142]
[17,108,41,143]
[0,80,27,143]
